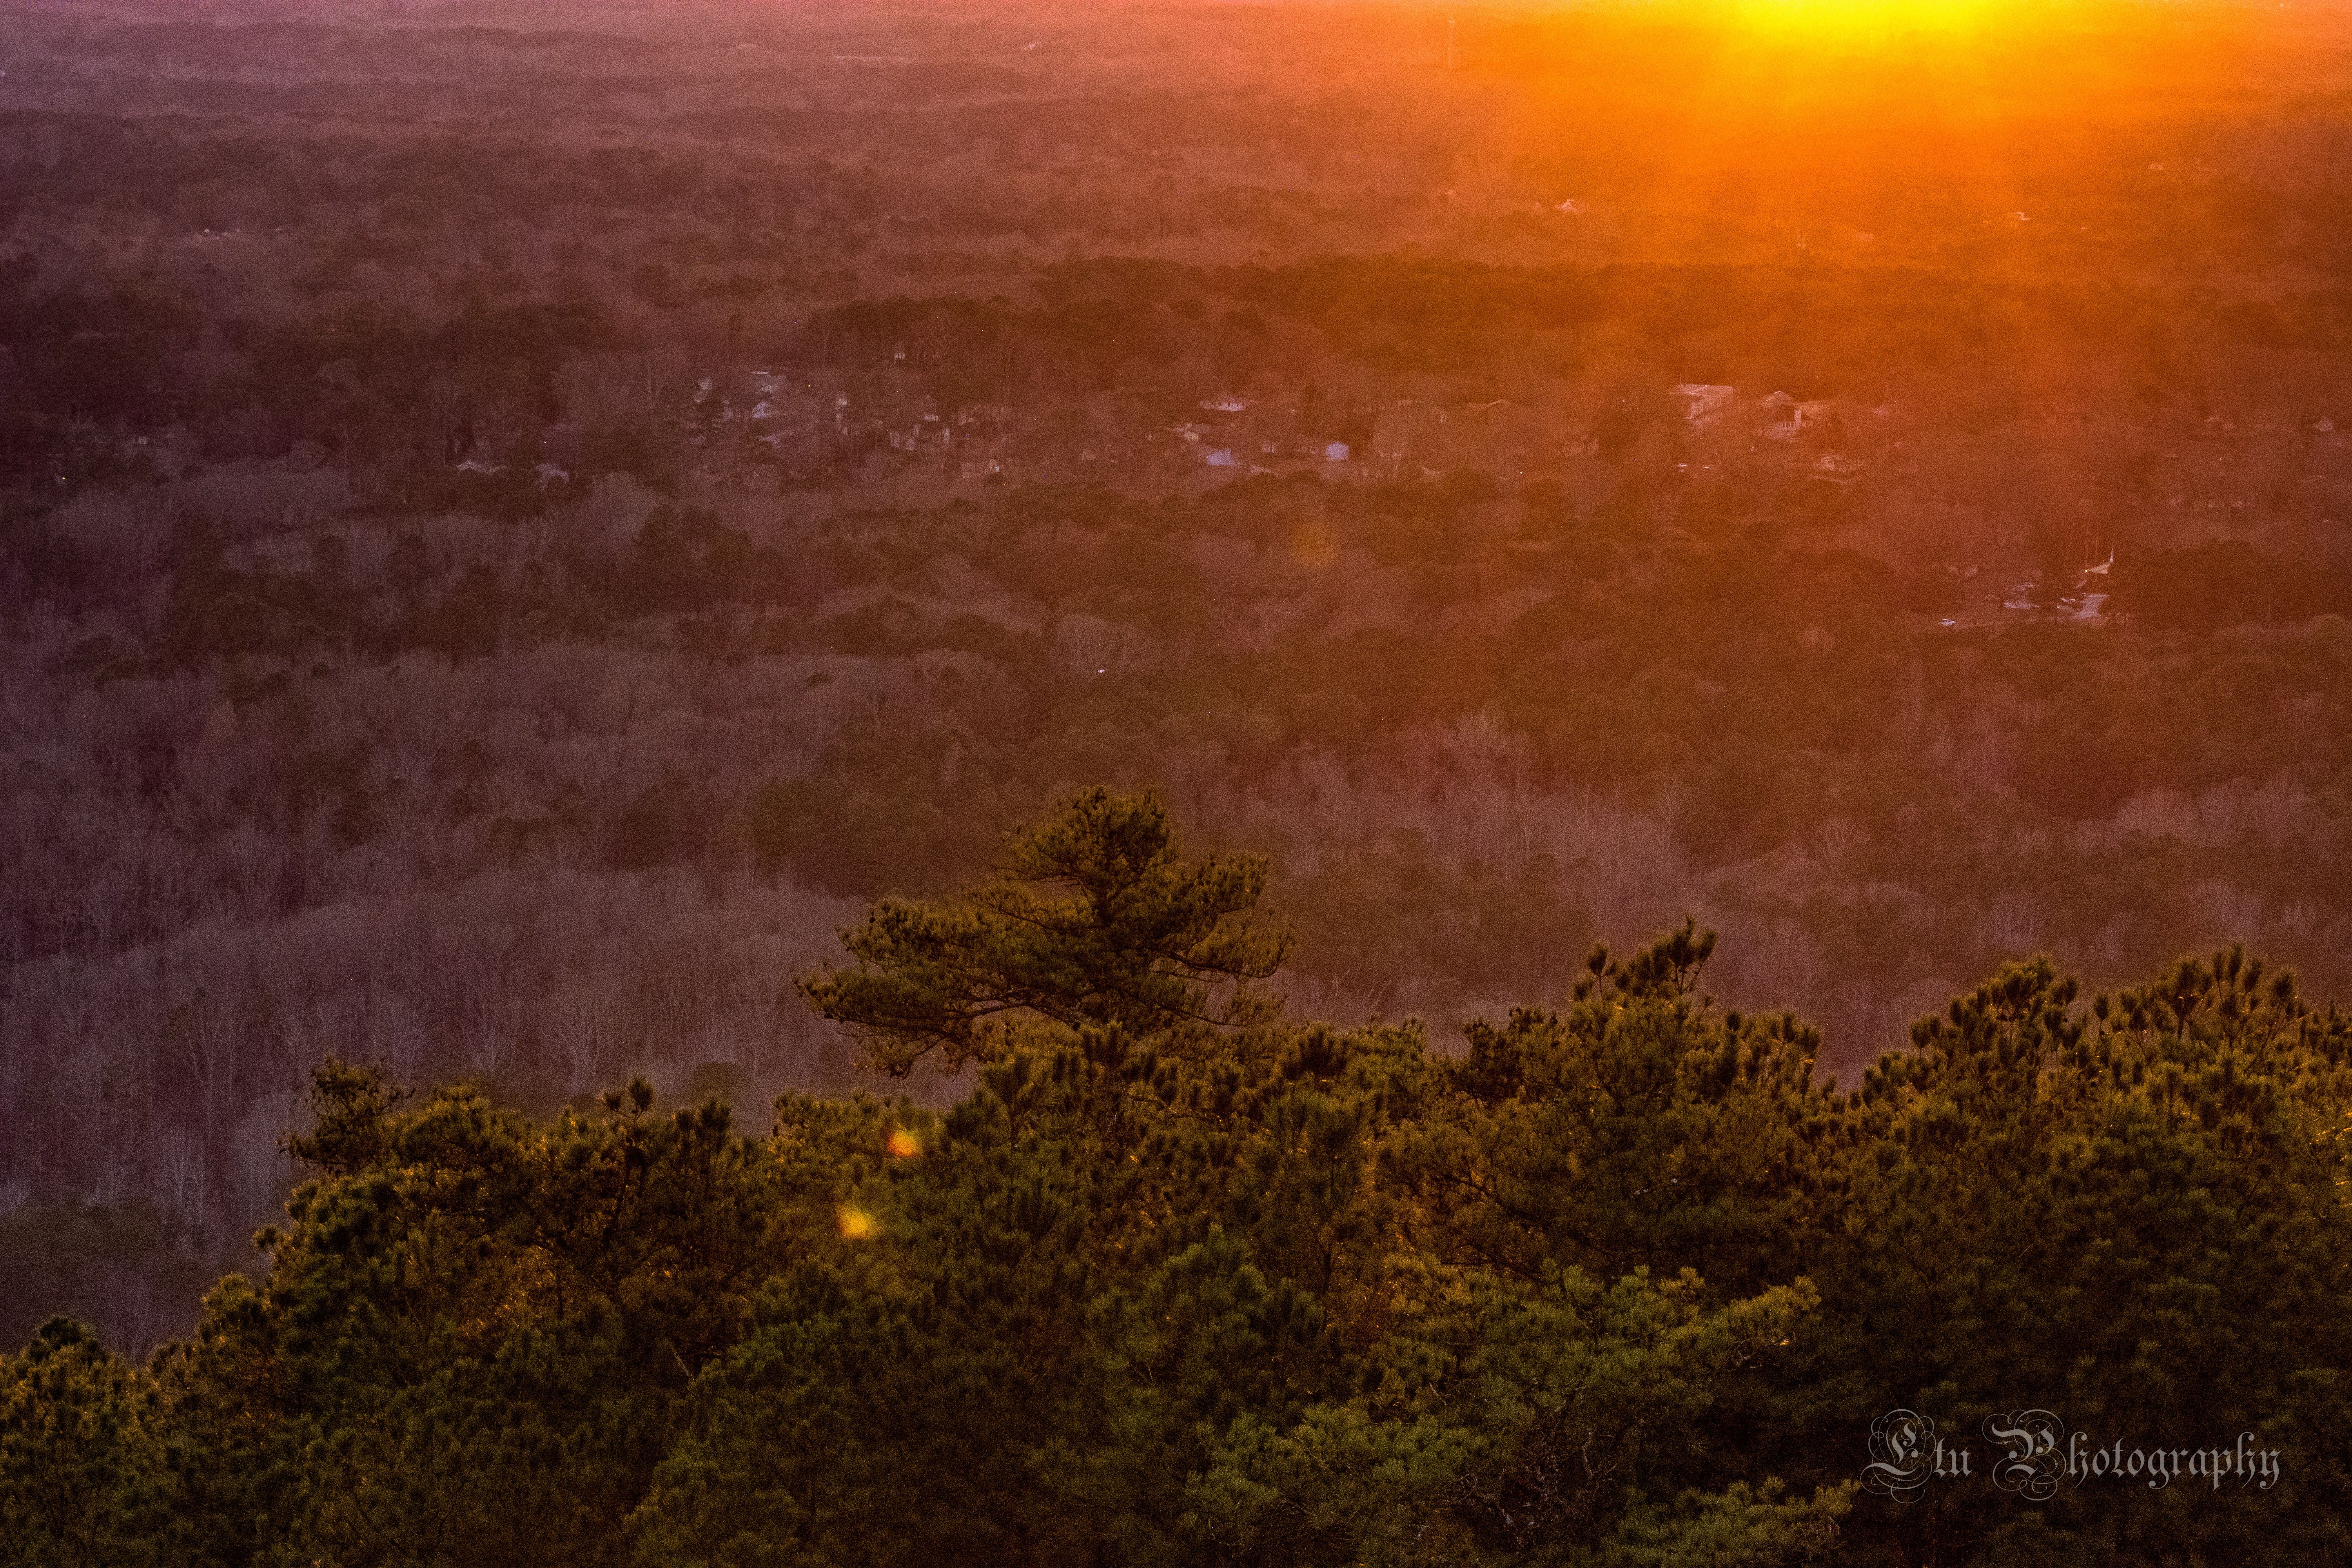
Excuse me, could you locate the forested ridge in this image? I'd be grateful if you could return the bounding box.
[5,790,2349,1566]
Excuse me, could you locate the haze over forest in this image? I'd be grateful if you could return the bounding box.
[4,6,2352,1552]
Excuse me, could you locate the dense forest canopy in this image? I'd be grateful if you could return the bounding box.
[2,3,2351,1555]
[7,789,2352,1566]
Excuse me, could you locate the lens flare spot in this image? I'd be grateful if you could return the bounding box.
[837,1204,877,1240]
[886,1128,921,1159]
[1289,518,1339,570]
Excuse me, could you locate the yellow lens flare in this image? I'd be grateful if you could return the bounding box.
[837,1203,877,1240]
[886,1127,922,1159]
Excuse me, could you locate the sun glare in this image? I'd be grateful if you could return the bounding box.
[1712,0,2052,42]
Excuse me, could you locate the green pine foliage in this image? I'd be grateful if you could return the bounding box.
[0,1318,168,1568]
[5,789,2349,1566]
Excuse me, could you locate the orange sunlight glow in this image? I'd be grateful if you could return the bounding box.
[838,1204,878,1240]
[886,1128,922,1159]
[1713,0,2038,39]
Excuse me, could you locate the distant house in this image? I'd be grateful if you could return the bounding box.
[1672,384,1737,423]
[1204,448,1241,468]
[2059,554,2116,620]
[1322,441,1350,462]
[1764,391,1832,440]
[1200,396,1247,414]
